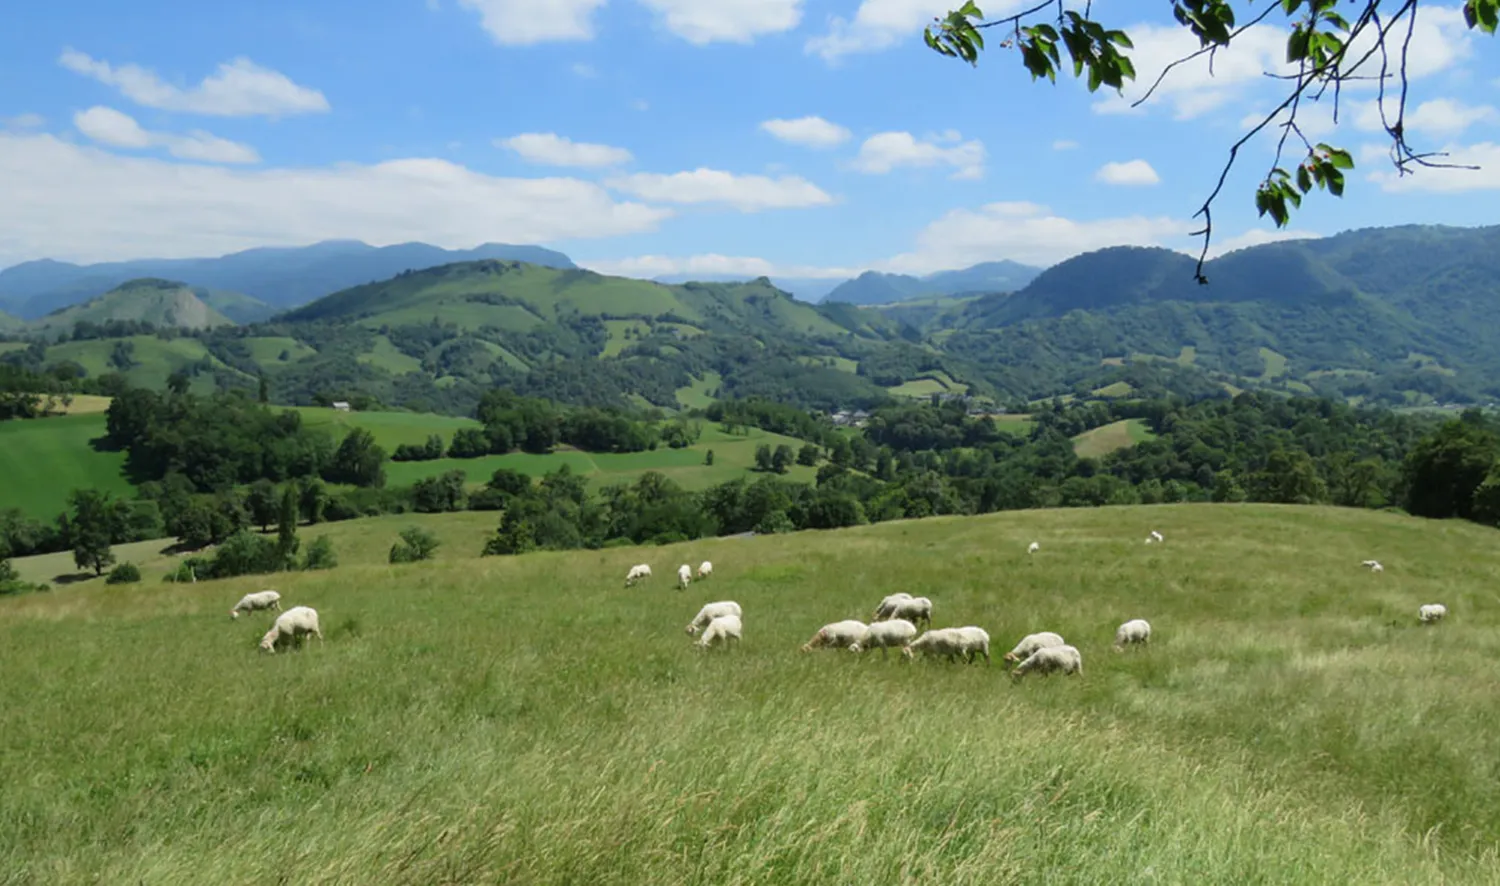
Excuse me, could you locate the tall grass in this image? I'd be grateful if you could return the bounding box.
[3,504,1499,883]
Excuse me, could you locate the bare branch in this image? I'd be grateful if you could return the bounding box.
[1131,3,1281,109]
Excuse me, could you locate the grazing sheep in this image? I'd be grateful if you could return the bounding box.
[259,606,323,654]
[697,561,713,579]
[850,619,918,659]
[872,592,913,621]
[677,564,693,590]
[1419,603,1448,625]
[1011,644,1083,680]
[801,619,868,652]
[885,595,933,629]
[902,626,990,664]
[625,564,653,587]
[230,590,282,620]
[1150,530,1164,543]
[1361,559,1381,569]
[696,614,742,650]
[685,601,742,635]
[1002,631,1066,664]
[1113,618,1152,650]
[1028,541,1040,555]
[1371,563,1384,573]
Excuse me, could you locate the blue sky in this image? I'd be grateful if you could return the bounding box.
[1,0,1497,281]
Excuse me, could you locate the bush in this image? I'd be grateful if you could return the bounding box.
[300,535,338,571]
[163,557,210,583]
[105,562,142,585]
[390,527,440,564]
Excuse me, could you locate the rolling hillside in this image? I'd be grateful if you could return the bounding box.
[0,310,18,333]
[825,260,1043,305]
[26,278,234,335]
[5,504,1500,881]
[0,240,577,318]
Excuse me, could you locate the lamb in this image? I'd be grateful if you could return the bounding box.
[677,564,693,590]
[685,601,742,635]
[1113,618,1152,650]
[1149,530,1164,543]
[1361,559,1385,573]
[1011,644,1083,680]
[1028,541,1040,555]
[850,619,918,659]
[1419,603,1448,624]
[696,613,742,650]
[1002,631,1066,664]
[696,561,713,579]
[801,619,867,652]
[231,590,282,620]
[885,595,933,629]
[258,606,323,654]
[902,626,990,664]
[872,592,913,621]
[625,564,653,587]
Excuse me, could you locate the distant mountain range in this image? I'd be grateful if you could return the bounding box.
[0,240,578,320]
[648,274,846,303]
[26,279,236,335]
[823,260,1044,305]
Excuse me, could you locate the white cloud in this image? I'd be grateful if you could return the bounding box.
[583,253,855,279]
[497,132,633,168]
[1355,97,1497,138]
[2,113,45,130]
[851,130,985,179]
[639,0,802,44]
[1095,159,1160,186]
[760,116,851,149]
[74,106,260,164]
[1342,6,1476,85]
[807,0,996,62]
[880,201,1193,273]
[0,133,672,265]
[1207,227,1322,257]
[1369,141,1500,192]
[457,0,606,45]
[605,168,834,211]
[58,50,329,118]
[1052,139,1079,151]
[1092,22,1292,119]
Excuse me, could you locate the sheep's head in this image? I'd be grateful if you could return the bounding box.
[1002,652,1021,663]
[900,646,916,661]
[847,642,862,654]
[685,624,700,636]
[230,610,240,620]
[258,630,278,652]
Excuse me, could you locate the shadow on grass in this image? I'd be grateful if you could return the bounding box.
[50,572,98,586]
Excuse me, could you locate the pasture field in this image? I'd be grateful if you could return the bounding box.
[1072,418,1157,459]
[3,503,1500,883]
[0,414,132,519]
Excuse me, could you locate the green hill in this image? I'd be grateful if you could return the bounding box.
[27,278,235,335]
[0,310,19,333]
[825,260,1043,305]
[5,503,1499,881]
[197,288,275,324]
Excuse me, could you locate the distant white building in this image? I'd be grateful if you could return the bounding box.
[331,401,351,412]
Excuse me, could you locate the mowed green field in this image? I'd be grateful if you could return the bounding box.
[4,503,1500,882]
[1073,418,1158,459]
[0,414,133,519]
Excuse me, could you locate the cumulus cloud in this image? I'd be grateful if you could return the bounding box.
[0,133,671,266]
[639,0,802,44]
[2,113,45,130]
[807,0,999,62]
[58,49,329,117]
[880,201,1194,273]
[496,132,633,168]
[1354,97,1498,138]
[1369,141,1500,192]
[760,116,851,149]
[457,0,606,45]
[605,168,834,211]
[1095,159,1160,186]
[74,106,260,164]
[850,130,985,179]
[582,253,855,279]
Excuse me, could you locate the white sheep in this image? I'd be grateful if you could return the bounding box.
[1113,618,1152,650]
[696,613,742,650]
[258,606,323,653]
[697,561,713,579]
[1011,644,1083,680]
[885,595,933,629]
[1002,631,1066,664]
[677,564,693,590]
[850,619,918,659]
[1419,603,1448,625]
[230,589,282,620]
[801,619,868,652]
[872,592,913,621]
[625,564,653,587]
[1150,530,1164,543]
[1361,559,1381,569]
[1371,563,1384,573]
[685,600,742,635]
[1028,541,1040,555]
[902,626,990,664]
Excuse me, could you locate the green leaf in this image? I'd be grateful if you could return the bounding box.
[1282,0,1303,13]
[1287,27,1309,62]
[1296,164,1313,193]
[1327,168,1345,197]
[1327,148,1354,170]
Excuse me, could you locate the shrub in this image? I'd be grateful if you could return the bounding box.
[300,535,338,571]
[105,562,142,585]
[163,557,210,583]
[390,527,440,564]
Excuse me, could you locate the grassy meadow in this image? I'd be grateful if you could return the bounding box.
[0,413,133,519]
[4,503,1500,882]
[1073,418,1157,459]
